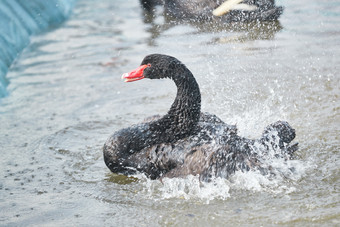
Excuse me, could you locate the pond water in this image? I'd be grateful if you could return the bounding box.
[1,0,339,226]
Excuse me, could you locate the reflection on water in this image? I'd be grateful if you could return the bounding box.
[0,0,339,226]
[105,174,139,185]
[142,3,283,45]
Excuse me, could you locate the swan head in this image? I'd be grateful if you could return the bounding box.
[122,54,184,82]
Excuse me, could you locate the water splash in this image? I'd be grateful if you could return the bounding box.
[135,149,309,203]
[138,174,230,204]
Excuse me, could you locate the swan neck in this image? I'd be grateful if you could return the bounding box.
[150,66,201,142]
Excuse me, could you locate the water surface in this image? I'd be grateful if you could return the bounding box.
[1,0,339,226]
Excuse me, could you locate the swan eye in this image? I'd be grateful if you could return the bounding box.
[147,63,151,67]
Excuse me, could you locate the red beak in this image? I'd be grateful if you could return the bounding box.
[122,64,148,82]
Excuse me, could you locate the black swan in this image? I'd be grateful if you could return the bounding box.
[103,54,298,181]
[140,0,284,22]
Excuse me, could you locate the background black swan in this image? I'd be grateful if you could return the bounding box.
[140,0,284,22]
[103,54,298,181]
